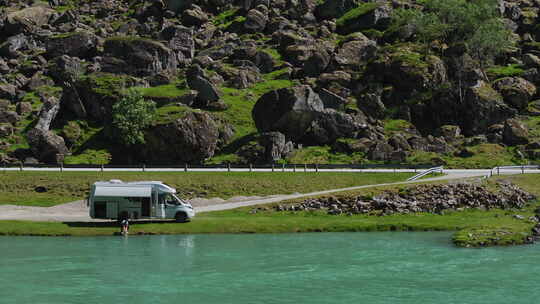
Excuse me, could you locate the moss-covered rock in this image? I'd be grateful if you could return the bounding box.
[336,2,391,34]
[45,31,98,59]
[102,36,178,77]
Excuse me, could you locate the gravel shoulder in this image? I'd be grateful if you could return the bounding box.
[0,173,485,222]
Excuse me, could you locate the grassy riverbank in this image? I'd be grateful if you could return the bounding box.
[0,204,535,239]
[0,171,412,206]
[1,174,538,248]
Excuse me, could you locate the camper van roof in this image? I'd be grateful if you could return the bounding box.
[94,186,152,197]
[93,180,176,193]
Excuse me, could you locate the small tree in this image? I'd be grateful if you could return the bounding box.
[111,89,156,146]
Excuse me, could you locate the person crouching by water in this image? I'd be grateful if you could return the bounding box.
[120,218,129,235]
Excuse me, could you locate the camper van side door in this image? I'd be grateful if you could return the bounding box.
[156,190,166,218]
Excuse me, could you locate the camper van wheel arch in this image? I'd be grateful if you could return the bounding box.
[175,212,188,223]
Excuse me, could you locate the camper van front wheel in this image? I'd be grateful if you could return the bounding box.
[175,212,188,223]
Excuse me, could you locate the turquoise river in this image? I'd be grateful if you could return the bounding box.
[1,232,539,304]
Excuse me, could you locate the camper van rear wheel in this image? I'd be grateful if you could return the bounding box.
[175,212,188,223]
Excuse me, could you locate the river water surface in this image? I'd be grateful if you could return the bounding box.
[1,232,538,304]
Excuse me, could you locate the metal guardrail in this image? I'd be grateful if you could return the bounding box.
[1,163,438,172]
[406,166,444,181]
[486,165,540,178]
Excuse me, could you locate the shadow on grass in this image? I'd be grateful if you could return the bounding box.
[63,220,180,228]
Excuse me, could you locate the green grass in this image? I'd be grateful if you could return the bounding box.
[154,104,193,124]
[286,146,366,164]
[0,171,412,207]
[486,64,524,80]
[383,119,413,134]
[0,206,532,236]
[136,84,188,99]
[213,8,240,27]
[522,116,540,141]
[259,48,283,62]
[406,144,522,168]
[64,149,112,165]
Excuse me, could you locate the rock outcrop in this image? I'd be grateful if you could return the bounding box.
[271,182,535,216]
[143,111,221,163]
[102,37,178,77]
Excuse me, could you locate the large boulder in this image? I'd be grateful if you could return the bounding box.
[68,73,136,121]
[368,141,394,161]
[182,5,209,26]
[48,55,86,83]
[315,0,359,20]
[336,2,392,34]
[252,85,324,141]
[27,129,69,163]
[335,34,377,67]
[34,96,61,132]
[375,50,448,93]
[244,6,268,32]
[228,66,262,89]
[0,84,16,101]
[318,88,347,111]
[186,64,223,108]
[304,48,331,77]
[102,37,178,77]
[254,50,276,73]
[143,111,220,163]
[0,33,34,58]
[3,5,56,35]
[462,81,517,136]
[259,132,294,162]
[358,92,386,119]
[304,109,367,145]
[161,25,195,62]
[503,118,529,146]
[493,77,536,111]
[0,110,19,124]
[45,32,98,59]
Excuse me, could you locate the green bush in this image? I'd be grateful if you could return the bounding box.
[111,89,156,146]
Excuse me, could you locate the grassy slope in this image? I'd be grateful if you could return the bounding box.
[0,171,412,206]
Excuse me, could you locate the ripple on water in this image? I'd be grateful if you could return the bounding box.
[0,232,539,304]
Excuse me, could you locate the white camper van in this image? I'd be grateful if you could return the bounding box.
[88,180,195,222]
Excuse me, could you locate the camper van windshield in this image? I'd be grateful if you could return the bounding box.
[161,193,180,205]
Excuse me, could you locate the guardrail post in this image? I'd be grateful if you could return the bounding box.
[3,163,5,173]
[227,163,231,172]
[304,163,307,172]
[60,162,63,172]
[282,163,285,172]
[315,163,318,173]
[249,163,253,172]
[142,164,146,172]
[271,164,274,172]
[100,164,104,172]
[522,165,524,174]
[293,164,296,172]
[184,164,188,172]
[19,162,23,171]
[497,167,500,175]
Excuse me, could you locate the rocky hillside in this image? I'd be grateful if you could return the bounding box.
[0,0,539,167]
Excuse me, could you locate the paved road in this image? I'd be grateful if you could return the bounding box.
[195,171,489,213]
